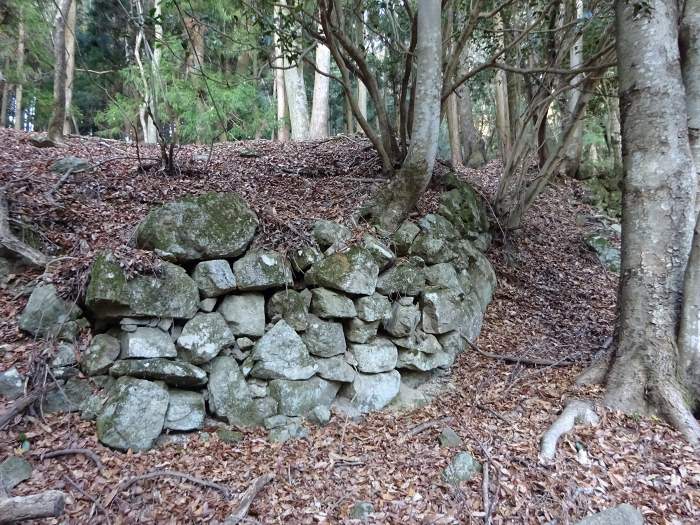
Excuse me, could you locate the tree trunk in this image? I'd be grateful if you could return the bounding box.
[355,10,369,134]
[145,0,162,144]
[283,60,310,140]
[608,98,622,176]
[14,16,24,131]
[309,40,331,139]
[562,0,585,178]
[494,14,511,159]
[0,58,9,127]
[679,0,700,405]
[362,0,441,231]
[457,78,486,167]
[273,6,290,142]
[47,0,72,143]
[63,0,76,135]
[605,0,700,445]
[446,93,462,167]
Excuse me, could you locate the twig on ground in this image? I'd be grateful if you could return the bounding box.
[45,166,77,205]
[0,385,56,430]
[539,399,599,462]
[482,460,491,525]
[62,475,111,524]
[224,473,274,525]
[465,338,576,367]
[34,448,105,473]
[104,469,232,507]
[402,417,454,442]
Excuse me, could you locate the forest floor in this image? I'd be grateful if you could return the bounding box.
[0,128,698,524]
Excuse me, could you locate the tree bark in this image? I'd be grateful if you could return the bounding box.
[0,58,9,127]
[679,0,700,404]
[605,0,700,445]
[284,60,310,140]
[456,76,485,167]
[62,0,76,135]
[0,491,65,524]
[309,40,331,139]
[273,6,290,142]
[14,16,24,131]
[494,14,511,159]
[47,0,72,143]
[145,0,162,144]
[362,0,442,231]
[561,0,585,178]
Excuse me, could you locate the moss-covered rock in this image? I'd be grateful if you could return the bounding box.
[305,247,379,296]
[86,252,199,319]
[232,250,293,291]
[438,176,489,240]
[18,284,84,341]
[376,257,426,297]
[135,192,258,262]
[109,358,208,388]
[269,376,340,416]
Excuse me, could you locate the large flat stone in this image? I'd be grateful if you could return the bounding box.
[305,247,379,296]
[120,327,176,359]
[348,338,397,373]
[233,250,293,291]
[218,293,265,337]
[177,312,234,364]
[341,370,401,413]
[109,359,207,388]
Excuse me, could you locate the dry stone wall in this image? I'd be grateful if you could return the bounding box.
[14,178,496,451]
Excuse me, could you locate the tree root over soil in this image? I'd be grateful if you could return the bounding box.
[0,187,48,268]
[539,399,599,462]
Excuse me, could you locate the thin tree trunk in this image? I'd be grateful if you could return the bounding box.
[456,76,485,167]
[494,14,511,159]
[363,0,441,231]
[447,93,462,167]
[562,0,585,178]
[14,17,24,131]
[47,0,72,143]
[145,0,162,144]
[62,0,76,135]
[273,6,290,142]
[0,58,9,127]
[608,98,622,176]
[309,40,330,139]
[605,0,700,445]
[356,10,368,134]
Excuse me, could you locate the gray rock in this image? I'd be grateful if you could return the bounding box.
[585,233,621,274]
[344,318,379,344]
[362,234,395,271]
[397,347,454,371]
[348,338,397,373]
[86,253,199,319]
[264,415,289,429]
[120,327,176,359]
[216,428,243,444]
[349,501,374,520]
[311,288,357,319]
[269,376,340,416]
[218,293,265,337]
[438,331,467,356]
[389,383,428,411]
[199,298,218,313]
[136,192,258,263]
[302,315,346,357]
[331,397,364,421]
[341,370,401,412]
[251,320,317,380]
[247,378,268,398]
[268,421,309,443]
[233,250,293,291]
[110,359,208,388]
[392,331,442,354]
[312,220,351,250]
[42,377,93,413]
[0,367,24,399]
[18,284,83,340]
[382,300,420,337]
[308,405,331,425]
[424,263,462,290]
[418,214,460,240]
[177,312,234,364]
[400,370,435,388]
[314,356,355,383]
[0,456,32,491]
[443,451,481,484]
[267,290,309,332]
[458,292,485,342]
[207,356,260,427]
[50,342,77,368]
[421,288,464,335]
[82,334,120,376]
[376,257,425,296]
[305,247,379,296]
[97,377,169,451]
[439,427,463,448]
[354,293,391,322]
[290,245,323,273]
[451,240,496,309]
[192,260,237,297]
[236,337,254,350]
[574,504,644,525]
[164,389,205,431]
[391,221,420,256]
[409,232,456,264]
[49,156,91,174]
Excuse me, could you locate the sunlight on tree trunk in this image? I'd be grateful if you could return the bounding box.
[309,40,330,139]
[562,0,585,178]
[62,0,76,135]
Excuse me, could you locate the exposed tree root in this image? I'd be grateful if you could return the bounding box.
[539,400,599,462]
[0,385,55,430]
[33,447,105,474]
[0,187,48,268]
[224,473,274,525]
[466,339,575,367]
[0,490,66,524]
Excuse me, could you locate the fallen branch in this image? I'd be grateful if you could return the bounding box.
[465,338,575,367]
[62,475,111,524]
[104,470,232,507]
[0,385,55,430]
[0,187,49,268]
[0,490,66,524]
[45,167,76,205]
[224,473,274,525]
[402,417,454,442]
[482,461,491,525]
[540,400,600,462]
[34,448,105,474]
